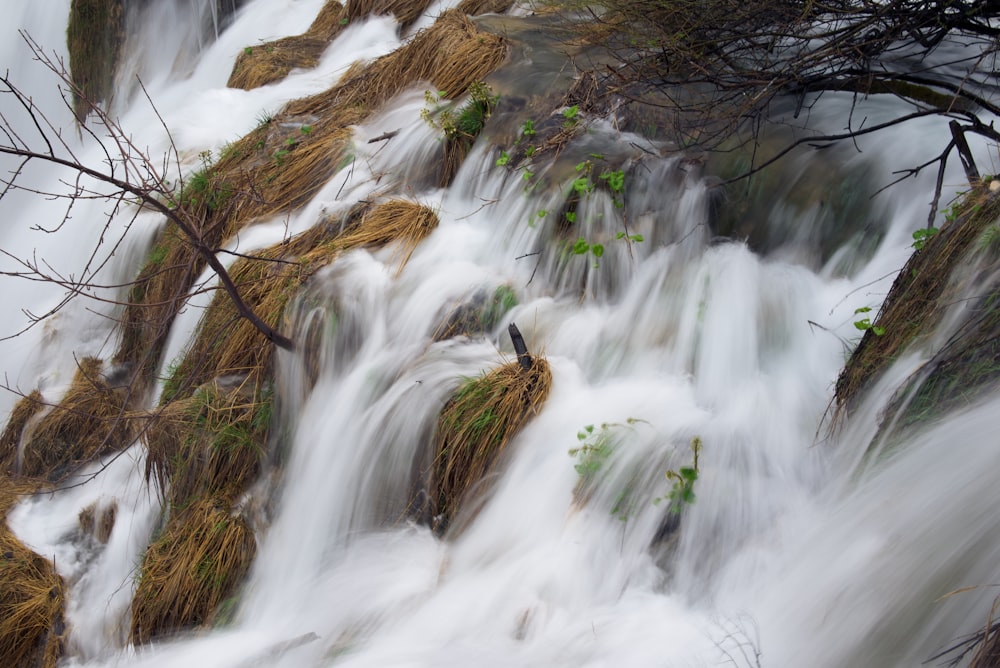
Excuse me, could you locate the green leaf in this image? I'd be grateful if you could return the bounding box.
[565,211,577,223]
[591,243,604,258]
[573,238,590,255]
[854,306,871,314]
[679,467,698,481]
[854,318,872,331]
[629,234,644,242]
[872,325,886,336]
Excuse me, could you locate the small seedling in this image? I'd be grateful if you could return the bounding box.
[853,306,885,336]
[912,226,938,250]
[655,436,702,514]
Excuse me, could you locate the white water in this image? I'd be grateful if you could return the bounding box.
[2,2,999,667]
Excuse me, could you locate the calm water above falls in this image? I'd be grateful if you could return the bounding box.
[2,2,999,667]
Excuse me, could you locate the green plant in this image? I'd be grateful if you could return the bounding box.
[147,244,168,266]
[655,436,701,514]
[978,223,1000,253]
[562,104,579,127]
[615,231,644,243]
[600,169,626,208]
[853,306,885,336]
[570,423,616,478]
[569,418,648,521]
[912,226,939,250]
[571,237,604,268]
[520,119,536,137]
[495,150,510,166]
[423,82,499,143]
[481,285,518,329]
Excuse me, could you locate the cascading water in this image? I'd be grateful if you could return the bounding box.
[3,2,1000,667]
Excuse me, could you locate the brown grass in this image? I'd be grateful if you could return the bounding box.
[18,358,138,482]
[0,478,65,668]
[145,378,269,506]
[455,0,516,15]
[114,226,217,385]
[342,0,435,30]
[835,187,1000,416]
[227,1,349,90]
[164,199,437,401]
[285,10,508,118]
[228,35,332,90]
[0,391,44,476]
[130,497,256,644]
[428,357,552,533]
[337,199,440,270]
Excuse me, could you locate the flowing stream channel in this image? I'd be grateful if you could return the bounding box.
[2,2,1000,667]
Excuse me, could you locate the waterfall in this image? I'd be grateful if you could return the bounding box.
[2,2,999,667]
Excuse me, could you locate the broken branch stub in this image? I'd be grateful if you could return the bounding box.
[508,322,532,370]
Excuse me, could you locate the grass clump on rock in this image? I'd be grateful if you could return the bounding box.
[14,359,137,482]
[455,0,517,15]
[133,378,270,643]
[227,1,346,90]
[130,497,256,644]
[0,391,44,477]
[145,378,271,505]
[0,481,66,668]
[428,355,552,533]
[836,187,1000,416]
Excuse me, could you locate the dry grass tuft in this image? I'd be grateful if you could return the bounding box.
[145,377,270,506]
[309,0,350,37]
[337,199,440,270]
[0,391,44,476]
[343,0,434,30]
[428,357,552,533]
[130,497,256,644]
[455,0,516,15]
[115,228,209,384]
[165,199,436,400]
[18,359,138,482]
[228,35,332,90]
[227,1,348,90]
[285,10,508,118]
[0,479,66,668]
[134,378,270,643]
